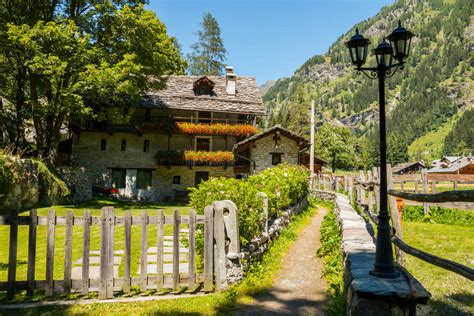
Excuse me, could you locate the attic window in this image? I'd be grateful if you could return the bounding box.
[193,76,215,96]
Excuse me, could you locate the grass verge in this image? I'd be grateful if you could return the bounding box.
[403,221,474,315]
[317,203,344,315]
[0,200,321,315]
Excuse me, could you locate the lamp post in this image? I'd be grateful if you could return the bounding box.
[345,21,414,279]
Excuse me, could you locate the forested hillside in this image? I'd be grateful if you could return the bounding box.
[263,0,473,168]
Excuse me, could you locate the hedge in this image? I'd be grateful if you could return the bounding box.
[189,164,309,246]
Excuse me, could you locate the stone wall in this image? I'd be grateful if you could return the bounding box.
[71,131,237,201]
[326,192,431,315]
[250,134,299,174]
[0,155,69,212]
[57,167,92,203]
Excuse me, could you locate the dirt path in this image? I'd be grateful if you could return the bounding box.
[236,207,329,315]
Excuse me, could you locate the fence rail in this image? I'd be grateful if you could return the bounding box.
[314,166,474,281]
[2,207,214,300]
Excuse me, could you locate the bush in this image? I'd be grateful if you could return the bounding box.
[0,154,70,212]
[189,164,309,246]
[317,207,344,315]
[402,205,474,226]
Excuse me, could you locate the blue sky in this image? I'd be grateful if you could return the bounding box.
[147,0,394,85]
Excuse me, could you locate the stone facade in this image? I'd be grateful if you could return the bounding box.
[57,167,92,203]
[71,131,236,201]
[250,134,300,174]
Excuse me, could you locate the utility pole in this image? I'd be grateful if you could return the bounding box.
[310,100,315,189]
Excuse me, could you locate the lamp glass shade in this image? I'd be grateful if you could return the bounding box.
[374,40,393,66]
[345,28,371,68]
[387,21,415,62]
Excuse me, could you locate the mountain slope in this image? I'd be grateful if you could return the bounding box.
[263,0,473,166]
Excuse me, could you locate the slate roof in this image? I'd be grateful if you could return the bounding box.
[141,75,265,115]
[392,161,424,174]
[233,125,308,150]
[428,157,472,173]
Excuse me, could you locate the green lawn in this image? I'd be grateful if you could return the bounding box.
[403,221,474,315]
[0,200,321,315]
[0,198,192,298]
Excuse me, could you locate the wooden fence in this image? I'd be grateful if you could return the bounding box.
[313,167,474,281]
[1,206,219,300]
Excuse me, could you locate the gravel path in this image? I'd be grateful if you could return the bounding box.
[236,207,329,315]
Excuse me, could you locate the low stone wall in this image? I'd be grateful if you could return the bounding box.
[325,192,431,315]
[57,167,92,203]
[239,197,308,270]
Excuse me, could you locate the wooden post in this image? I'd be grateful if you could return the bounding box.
[81,210,91,295]
[422,168,429,215]
[7,210,19,300]
[140,210,148,291]
[45,210,55,296]
[414,179,419,193]
[172,209,180,290]
[323,176,327,191]
[106,207,114,298]
[348,176,353,203]
[431,180,437,194]
[400,181,405,192]
[123,210,131,292]
[453,180,458,191]
[99,207,109,299]
[156,209,164,290]
[335,176,340,192]
[318,174,321,190]
[387,164,406,267]
[203,205,214,292]
[63,210,73,295]
[372,167,380,214]
[212,201,226,291]
[309,100,315,188]
[27,209,37,297]
[359,170,366,205]
[188,209,196,289]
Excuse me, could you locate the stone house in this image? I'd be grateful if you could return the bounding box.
[233,126,326,175]
[69,67,266,201]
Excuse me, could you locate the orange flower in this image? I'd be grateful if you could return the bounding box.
[184,151,234,163]
[176,123,258,137]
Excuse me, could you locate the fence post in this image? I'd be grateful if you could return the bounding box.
[212,201,227,291]
[421,169,429,215]
[27,209,37,297]
[140,210,149,291]
[348,176,353,203]
[188,209,196,289]
[453,180,458,191]
[63,210,73,295]
[99,206,114,299]
[82,210,91,295]
[367,171,373,213]
[335,176,340,192]
[7,210,19,300]
[318,174,321,190]
[257,192,269,235]
[45,210,55,296]
[372,167,380,214]
[387,164,406,267]
[155,209,164,291]
[431,180,437,194]
[359,170,366,206]
[203,205,214,292]
[414,179,419,193]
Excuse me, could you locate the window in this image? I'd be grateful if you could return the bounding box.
[136,170,152,189]
[193,77,215,96]
[196,137,211,151]
[111,169,126,189]
[100,139,106,151]
[121,139,126,151]
[198,111,212,123]
[271,153,282,165]
[145,108,151,121]
[143,140,150,152]
[195,172,209,186]
[173,175,181,184]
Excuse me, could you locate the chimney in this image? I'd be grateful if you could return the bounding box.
[226,66,236,95]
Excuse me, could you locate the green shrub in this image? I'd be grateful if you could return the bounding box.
[189,164,309,246]
[317,207,344,315]
[402,205,474,226]
[0,154,70,212]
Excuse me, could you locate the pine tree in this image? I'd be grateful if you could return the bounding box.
[187,13,227,76]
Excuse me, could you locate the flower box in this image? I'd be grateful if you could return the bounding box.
[176,122,257,137]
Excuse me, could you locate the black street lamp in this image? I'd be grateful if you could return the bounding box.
[345,21,414,279]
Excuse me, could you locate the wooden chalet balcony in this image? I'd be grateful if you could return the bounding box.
[155,150,249,168]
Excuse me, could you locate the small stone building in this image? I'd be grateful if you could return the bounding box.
[233,126,325,175]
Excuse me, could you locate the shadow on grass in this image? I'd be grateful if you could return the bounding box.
[427,292,474,316]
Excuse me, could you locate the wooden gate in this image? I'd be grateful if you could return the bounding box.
[1,207,217,299]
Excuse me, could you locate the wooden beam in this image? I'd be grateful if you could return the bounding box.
[392,236,474,281]
[388,189,474,203]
